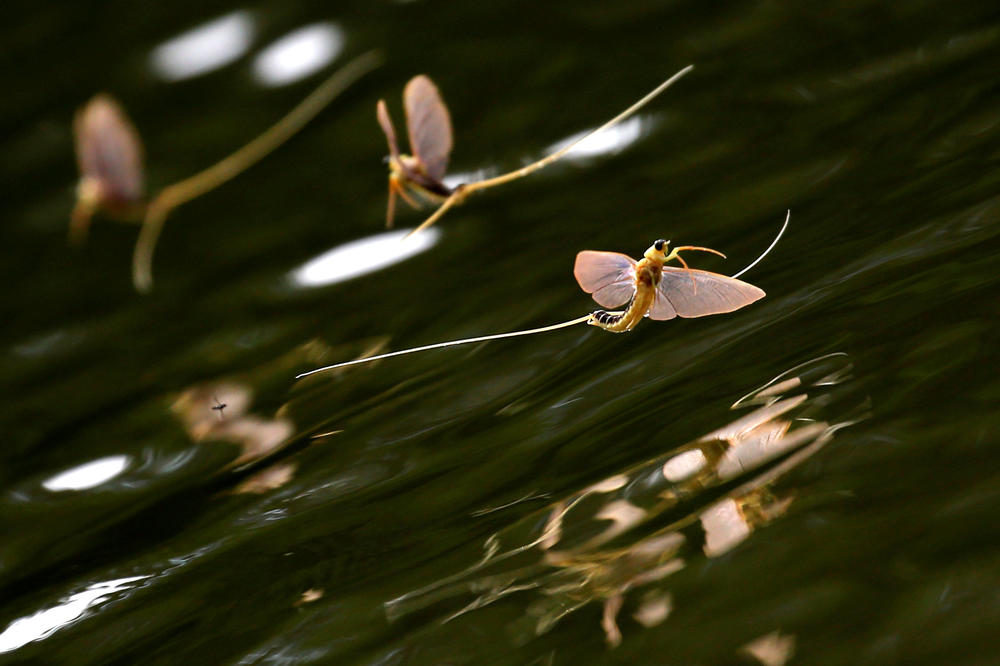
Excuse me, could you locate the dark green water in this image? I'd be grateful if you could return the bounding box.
[3,1,1000,664]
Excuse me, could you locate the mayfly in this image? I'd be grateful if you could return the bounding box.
[377,65,694,236]
[575,239,764,332]
[70,51,382,292]
[71,95,146,243]
[295,212,788,379]
[377,75,453,228]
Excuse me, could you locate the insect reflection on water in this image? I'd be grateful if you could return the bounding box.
[383,354,866,649]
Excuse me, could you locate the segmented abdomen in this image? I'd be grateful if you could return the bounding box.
[592,310,624,327]
[589,275,657,332]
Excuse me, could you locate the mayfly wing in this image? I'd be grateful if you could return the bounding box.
[377,100,401,226]
[74,94,145,202]
[649,268,765,320]
[376,99,400,158]
[573,250,637,308]
[404,75,453,182]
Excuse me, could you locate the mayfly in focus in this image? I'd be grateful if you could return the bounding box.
[294,213,788,379]
[574,239,764,333]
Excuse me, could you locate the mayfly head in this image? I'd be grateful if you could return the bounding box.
[643,239,670,262]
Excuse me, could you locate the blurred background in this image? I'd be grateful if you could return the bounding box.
[2,0,999,664]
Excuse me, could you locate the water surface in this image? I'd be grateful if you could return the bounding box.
[2,1,999,664]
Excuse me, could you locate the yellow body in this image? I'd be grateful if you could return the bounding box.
[590,242,671,333]
[389,155,450,207]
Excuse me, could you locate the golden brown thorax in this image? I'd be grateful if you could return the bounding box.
[389,154,450,201]
[590,240,669,333]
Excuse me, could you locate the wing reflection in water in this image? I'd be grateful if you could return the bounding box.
[168,335,390,491]
[385,353,868,649]
[171,381,294,469]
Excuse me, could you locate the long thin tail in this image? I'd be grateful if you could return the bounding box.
[466,64,695,192]
[731,210,789,279]
[407,64,694,237]
[296,313,596,378]
[297,208,786,378]
[132,51,383,292]
[403,188,462,239]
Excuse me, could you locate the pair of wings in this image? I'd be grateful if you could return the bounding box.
[74,95,145,202]
[574,251,765,320]
[377,75,453,182]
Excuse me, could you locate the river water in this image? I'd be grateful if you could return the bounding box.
[2,1,999,664]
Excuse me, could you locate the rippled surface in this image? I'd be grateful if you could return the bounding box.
[2,1,1000,664]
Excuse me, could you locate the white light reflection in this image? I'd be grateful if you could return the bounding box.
[661,449,707,483]
[150,11,255,82]
[290,228,441,288]
[252,23,344,87]
[442,168,496,191]
[0,576,149,653]
[542,115,655,164]
[42,455,130,492]
[12,330,76,358]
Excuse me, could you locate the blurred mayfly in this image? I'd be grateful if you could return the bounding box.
[377,75,453,228]
[295,213,787,378]
[71,95,146,240]
[377,65,694,236]
[70,51,382,293]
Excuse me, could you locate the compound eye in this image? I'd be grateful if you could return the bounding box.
[654,239,666,251]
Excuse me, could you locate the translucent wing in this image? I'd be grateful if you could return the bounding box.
[649,268,765,320]
[74,94,144,202]
[404,75,453,182]
[574,251,637,308]
[376,99,400,158]
[377,100,401,226]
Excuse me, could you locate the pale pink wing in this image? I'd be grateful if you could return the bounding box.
[649,267,765,320]
[376,99,400,158]
[74,94,144,202]
[404,75,453,181]
[574,251,637,308]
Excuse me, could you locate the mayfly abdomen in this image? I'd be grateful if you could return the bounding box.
[590,310,630,333]
[592,310,621,325]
